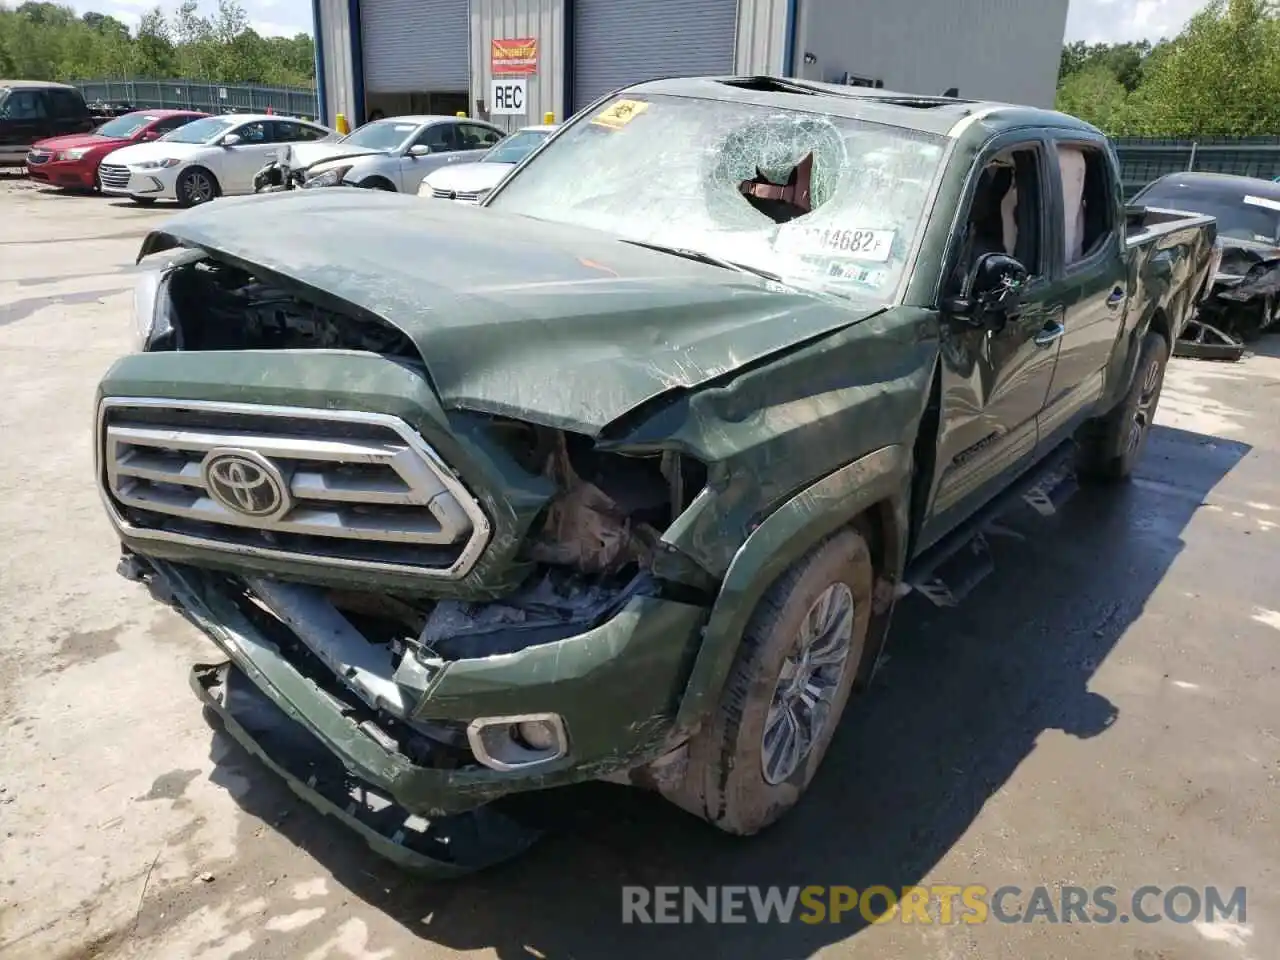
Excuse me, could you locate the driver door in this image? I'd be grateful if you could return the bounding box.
[397,121,459,190]
[918,136,1066,552]
[219,120,280,192]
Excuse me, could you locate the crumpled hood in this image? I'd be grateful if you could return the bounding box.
[280,140,380,170]
[32,133,123,152]
[138,189,886,435]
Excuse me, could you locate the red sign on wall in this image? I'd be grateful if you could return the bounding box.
[492,37,538,75]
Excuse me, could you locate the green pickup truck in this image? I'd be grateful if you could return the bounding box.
[98,76,1218,876]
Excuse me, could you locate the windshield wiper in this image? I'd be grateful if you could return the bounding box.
[620,239,782,282]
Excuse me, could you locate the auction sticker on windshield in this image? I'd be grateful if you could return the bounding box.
[775,225,895,262]
[592,100,649,131]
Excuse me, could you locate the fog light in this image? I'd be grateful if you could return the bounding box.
[516,719,558,750]
[467,713,568,771]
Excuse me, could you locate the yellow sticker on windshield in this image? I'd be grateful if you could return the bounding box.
[591,99,649,130]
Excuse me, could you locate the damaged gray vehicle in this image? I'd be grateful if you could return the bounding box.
[1133,172,1280,356]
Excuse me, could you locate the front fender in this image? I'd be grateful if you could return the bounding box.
[672,443,911,733]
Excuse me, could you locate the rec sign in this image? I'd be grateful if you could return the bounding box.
[490,77,528,115]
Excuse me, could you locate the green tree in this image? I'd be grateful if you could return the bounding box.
[1135,0,1280,136]
[0,0,315,85]
[1056,64,1134,133]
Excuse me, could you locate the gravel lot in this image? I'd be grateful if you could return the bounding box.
[1,174,1278,960]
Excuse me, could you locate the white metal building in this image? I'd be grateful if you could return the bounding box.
[311,0,1069,132]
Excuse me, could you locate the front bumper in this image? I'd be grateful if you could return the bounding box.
[25,152,96,188]
[99,164,179,199]
[139,555,706,867]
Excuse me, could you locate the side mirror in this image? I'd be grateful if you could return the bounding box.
[943,253,1029,329]
[220,133,242,146]
[408,144,431,157]
[141,130,160,140]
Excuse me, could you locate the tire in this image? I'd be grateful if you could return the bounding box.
[175,167,220,208]
[358,177,396,191]
[668,528,874,836]
[1077,330,1169,482]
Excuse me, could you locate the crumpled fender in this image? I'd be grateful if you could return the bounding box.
[672,444,912,734]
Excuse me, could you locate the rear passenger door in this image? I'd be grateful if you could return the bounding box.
[1035,136,1130,452]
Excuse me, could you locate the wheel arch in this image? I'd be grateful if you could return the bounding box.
[671,444,912,735]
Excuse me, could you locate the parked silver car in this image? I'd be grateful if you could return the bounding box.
[291,115,507,193]
[417,124,557,203]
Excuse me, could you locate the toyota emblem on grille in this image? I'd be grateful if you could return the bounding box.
[202,449,291,518]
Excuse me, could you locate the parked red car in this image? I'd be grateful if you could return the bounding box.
[25,109,209,191]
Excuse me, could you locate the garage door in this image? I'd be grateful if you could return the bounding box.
[571,0,738,112]
[360,0,468,92]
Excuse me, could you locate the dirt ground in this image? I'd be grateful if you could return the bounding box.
[1,174,1277,960]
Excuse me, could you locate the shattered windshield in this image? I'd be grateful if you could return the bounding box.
[486,93,946,300]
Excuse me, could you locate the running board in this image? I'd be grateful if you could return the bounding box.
[904,442,1079,608]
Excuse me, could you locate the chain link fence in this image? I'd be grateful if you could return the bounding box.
[1112,137,1280,198]
[75,79,319,120]
[68,82,1280,194]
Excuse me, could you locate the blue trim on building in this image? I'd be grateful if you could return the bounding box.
[348,0,366,126]
[783,0,798,76]
[310,0,329,124]
[562,0,575,117]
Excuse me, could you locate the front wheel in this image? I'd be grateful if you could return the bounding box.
[175,167,219,208]
[666,528,874,835]
[1077,330,1169,482]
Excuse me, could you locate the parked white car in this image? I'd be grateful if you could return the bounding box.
[98,114,333,206]
[416,124,557,203]
[297,115,508,193]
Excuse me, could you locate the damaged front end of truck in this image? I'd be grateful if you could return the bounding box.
[96,189,926,875]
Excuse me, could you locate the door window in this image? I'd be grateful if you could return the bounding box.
[458,123,503,150]
[1055,144,1115,265]
[234,121,271,144]
[3,91,48,121]
[271,120,325,142]
[48,90,85,118]
[948,145,1044,294]
[415,123,456,151]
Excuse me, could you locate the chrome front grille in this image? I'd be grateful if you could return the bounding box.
[98,164,131,189]
[429,188,481,203]
[97,399,491,579]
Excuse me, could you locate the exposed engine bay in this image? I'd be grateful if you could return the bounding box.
[154,258,420,358]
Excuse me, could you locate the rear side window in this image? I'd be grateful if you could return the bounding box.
[1056,144,1115,265]
[49,89,86,118]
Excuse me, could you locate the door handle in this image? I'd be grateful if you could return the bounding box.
[1106,287,1125,308]
[1034,321,1065,347]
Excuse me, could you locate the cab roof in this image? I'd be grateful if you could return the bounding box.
[0,79,80,91]
[621,75,1103,140]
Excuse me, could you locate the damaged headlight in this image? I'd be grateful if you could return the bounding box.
[302,165,352,189]
[131,248,202,351]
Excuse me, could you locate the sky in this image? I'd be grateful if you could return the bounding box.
[63,0,1213,45]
